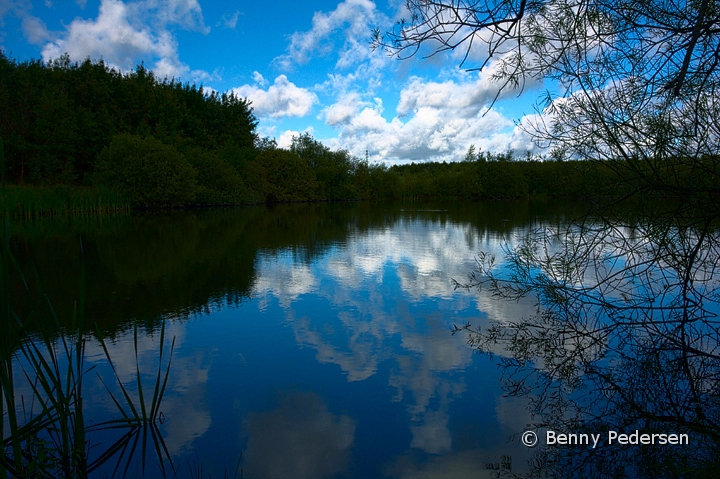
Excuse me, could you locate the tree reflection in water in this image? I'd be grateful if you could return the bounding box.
[455,204,720,478]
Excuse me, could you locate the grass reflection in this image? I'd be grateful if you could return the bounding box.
[1,233,175,478]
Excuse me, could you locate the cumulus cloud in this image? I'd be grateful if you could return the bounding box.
[275,0,387,70]
[42,0,169,69]
[39,0,208,79]
[254,0,543,161]
[326,100,512,163]
[321,69,550,163]
[321,92,362,126]
[396,71,511,117]
[252,70,267,87]
[268,0,545,163]
[232,73,317,119]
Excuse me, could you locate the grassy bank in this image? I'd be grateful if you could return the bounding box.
[0,186,130,218]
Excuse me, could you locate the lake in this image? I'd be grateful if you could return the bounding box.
[4,200,716,478]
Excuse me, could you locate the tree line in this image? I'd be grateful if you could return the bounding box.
[0,52,688,210]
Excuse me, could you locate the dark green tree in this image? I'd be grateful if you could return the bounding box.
[291,133,357,201]
[253,148,320,203]
[93,134,197,208]
[0,53,258,199]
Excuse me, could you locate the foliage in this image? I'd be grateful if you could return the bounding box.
[187,149,253,206]
[385,152,636,200]
[291,133,358,201]
[252,148,321,203]
[0,52,674,210]
[5,50,715,211]
[94,134,197,208]
[0,53,256,189]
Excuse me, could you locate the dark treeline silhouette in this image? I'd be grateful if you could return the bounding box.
[390,152,619,199]
[2,52,704,211]
[0,52,258,208]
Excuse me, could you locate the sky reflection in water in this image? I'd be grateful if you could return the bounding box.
[77,207,543,478]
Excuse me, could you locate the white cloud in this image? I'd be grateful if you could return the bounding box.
[275,0,388,70]
[274,127,313,149]
[42,0,162,67]
[277,129,299,149]
[320,68,550,163]
[321,92,362,126]
[232,74,318,119]
[39,0,209,79]
[251,70,267,87]
[325,99,513,163]
[257,0,545,160]
[396,72,506,118]
[268,0,545,163]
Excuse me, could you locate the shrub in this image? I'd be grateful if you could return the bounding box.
[254,148,320,203]
[188,150,254,205]
[94,134,197,208]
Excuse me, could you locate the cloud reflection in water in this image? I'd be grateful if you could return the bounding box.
[244,391,355,479]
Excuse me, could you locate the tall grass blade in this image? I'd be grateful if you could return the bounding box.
[153,336,175,422]
[149,320,167,419]
[121,427,142,479]
[88,427,136,476]
[134,322,148,422]
[150,325,175,421]
[95,326,142,422]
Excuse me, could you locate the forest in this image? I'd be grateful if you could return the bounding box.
[0,52,697,215]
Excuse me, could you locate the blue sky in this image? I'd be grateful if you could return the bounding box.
[0,0,546,164]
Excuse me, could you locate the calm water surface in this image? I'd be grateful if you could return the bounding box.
[8,201,587,478]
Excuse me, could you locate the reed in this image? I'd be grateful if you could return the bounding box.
[0,229,174,478]
[0,186,130,218]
